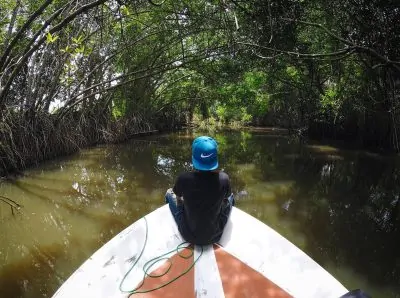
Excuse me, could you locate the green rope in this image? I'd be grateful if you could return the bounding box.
[119,216,203,294]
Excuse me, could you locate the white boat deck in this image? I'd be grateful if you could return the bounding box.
[52,205,347,298]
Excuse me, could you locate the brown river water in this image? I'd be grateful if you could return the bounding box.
[0,129,399,297]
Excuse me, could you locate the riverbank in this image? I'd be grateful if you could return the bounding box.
[193,116,400,156]
[0,111,160,179]
[2,113,397,181]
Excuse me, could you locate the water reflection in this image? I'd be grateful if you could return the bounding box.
[0,130,399,297]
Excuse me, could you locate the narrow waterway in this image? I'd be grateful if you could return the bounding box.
[0,129,399,297]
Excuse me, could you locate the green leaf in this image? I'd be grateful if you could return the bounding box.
[121,5,130,16]
[61,45,70,53]
[72,35,84,44]
[46,32,59,44]
[75,45,85,54]
[46,32,53,43]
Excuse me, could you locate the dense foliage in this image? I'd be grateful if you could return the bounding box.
[230,0,400,151]
[0,0,399,176]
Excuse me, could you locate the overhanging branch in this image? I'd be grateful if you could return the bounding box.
[0,0,109,109]
[282,18,400,72]
[237,41,355,58]
[0,0,54,71]
[56,50,230,119]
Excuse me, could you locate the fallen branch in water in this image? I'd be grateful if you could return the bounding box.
[0,195,22,215]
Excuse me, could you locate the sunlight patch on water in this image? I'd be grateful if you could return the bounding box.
[234,163,295,201]
[234,163,261,185]
[233,162,304,252]
[307,144,340,153]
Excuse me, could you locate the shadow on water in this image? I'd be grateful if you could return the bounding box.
[283,153,400,293]
[0,242,67,298]
[0,214,137,297]
[11,178,151,230]
[249,138,400,296]
[1,130,399,297]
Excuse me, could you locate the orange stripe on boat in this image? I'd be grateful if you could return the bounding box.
[214,245,292,298]
[129,247,195,298]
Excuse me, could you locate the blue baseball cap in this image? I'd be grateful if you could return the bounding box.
[192,136,218,171]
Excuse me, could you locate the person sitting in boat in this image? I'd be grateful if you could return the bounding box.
[165,135,235,245]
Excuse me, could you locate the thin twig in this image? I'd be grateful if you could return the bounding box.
[0,195,22,215]
[238,41,354,58]
[148,0,166,6]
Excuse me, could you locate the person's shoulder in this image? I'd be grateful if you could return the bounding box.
[218,171,230,180]
[177,171,195,180]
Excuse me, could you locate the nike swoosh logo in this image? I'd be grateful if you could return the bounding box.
[200,153,213,158]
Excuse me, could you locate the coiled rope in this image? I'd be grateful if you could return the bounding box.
[119,216,203,294]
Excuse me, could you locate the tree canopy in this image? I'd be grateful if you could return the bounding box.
[0,0,399,176]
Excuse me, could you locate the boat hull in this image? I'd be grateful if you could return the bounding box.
[52,205,347,297]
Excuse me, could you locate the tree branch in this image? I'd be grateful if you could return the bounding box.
[281,18,400,72]
[0,195,22,215]
[3,0,21,50]
[0,0,54,71]
[65,29,224,108]
[57,51,230,119]
[267,0,273,43]
[237,41,355,58]
[0,0,109,110]
[2,1,72,74]
[148,0,166,6]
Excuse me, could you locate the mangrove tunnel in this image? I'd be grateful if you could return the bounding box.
[0,0,399,178]
[0,0,399,297]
